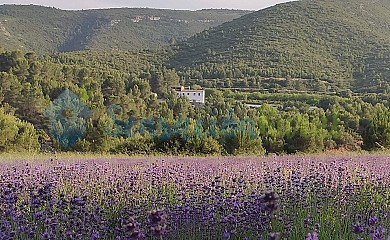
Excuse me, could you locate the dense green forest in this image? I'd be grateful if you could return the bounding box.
[170,0,390,93]
[1,47,390,155]
[0,5,249,54]
[1,0,390,155]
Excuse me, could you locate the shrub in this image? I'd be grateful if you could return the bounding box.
[111,133,155,155]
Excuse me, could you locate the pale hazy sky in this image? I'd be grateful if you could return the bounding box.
[1,0,294,10]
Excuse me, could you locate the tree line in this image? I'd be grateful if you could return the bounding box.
[0,48,390,155]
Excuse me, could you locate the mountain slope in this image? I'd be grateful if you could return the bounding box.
[0,5,250,54]
[169,0,390,92]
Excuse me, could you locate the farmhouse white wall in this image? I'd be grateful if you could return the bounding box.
[176,90,205,103]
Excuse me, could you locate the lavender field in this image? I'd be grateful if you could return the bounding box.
[1,155,390,240]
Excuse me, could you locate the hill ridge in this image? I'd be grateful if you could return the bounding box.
[169,0,390,92]
[0,4,250,53]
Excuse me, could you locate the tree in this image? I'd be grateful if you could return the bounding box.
[220,118,265,155]
[361,108,390,150]
[102,75,126,98]
[44,89,91,149]
[17,82,48,127]
[0,108,39,152]
[150,69,180,96]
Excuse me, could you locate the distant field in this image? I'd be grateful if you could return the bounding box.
[0,154,389,239]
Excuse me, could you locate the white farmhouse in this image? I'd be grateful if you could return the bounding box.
[172,86,205,104]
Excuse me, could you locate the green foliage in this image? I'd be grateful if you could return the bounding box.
[170,0,390,93]
[150,69,180,96]
[2,7,390,156]
[220,119,265,155]
[44,89,91,149]
[0,108,40,152]
[72,139,92,152]
[0,47,381,155]
[110,133,155,155]
[194,136,222,155]
[361,106,390,150]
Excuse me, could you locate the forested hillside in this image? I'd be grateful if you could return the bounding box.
[0,5,250,53]
[2,1,390,155]
[1,47,390,155]
[170,0,390,93]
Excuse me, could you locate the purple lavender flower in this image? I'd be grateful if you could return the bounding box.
[90,232,100,240]
[369,216,379,226]
[306,232,319,240]
[268,232,280,240]
[352,222,365,234]
[125,217,145,240]
[262,192,279,213]
[371,226,386,240]
[222,230,230,240]
[148,209,167,237]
